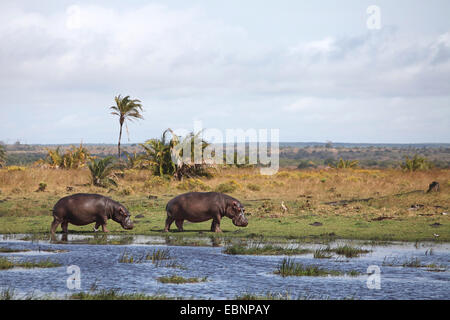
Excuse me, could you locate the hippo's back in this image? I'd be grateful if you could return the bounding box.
[166,192,228,221]
[54,193,105,209]
[52,193,110,222]
[167,192,222,209]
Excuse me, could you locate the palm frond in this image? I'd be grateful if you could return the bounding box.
[88,156,118,187]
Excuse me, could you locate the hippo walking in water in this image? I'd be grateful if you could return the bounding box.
[51,193,134,239]
[165,192,248,232]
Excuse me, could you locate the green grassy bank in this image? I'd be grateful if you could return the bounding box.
[0,195,447,242]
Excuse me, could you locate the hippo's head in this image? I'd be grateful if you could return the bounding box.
[112,206,134,230]
[227,201,248,227]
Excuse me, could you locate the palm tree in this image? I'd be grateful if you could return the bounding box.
[164,129,212,180]
[401,155,431,172]
[35,144,92,169]
[88,157,118,188]
[110,95,144,159]
[0,144,6,168]
[332,158,359,169]
[39,147,63,169]
[124,151,144,169]
[140,129,212,179]
[140,129,175,176]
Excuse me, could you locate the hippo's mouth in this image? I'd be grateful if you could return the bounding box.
[121,218,134,230]
[232,213,248,227]
[122,224,134,230]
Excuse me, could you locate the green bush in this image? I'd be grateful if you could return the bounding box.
[215,180,241,193]
[177,178,210,191]
[145,176,169,189]
[37,182,47,192]
[119,186,133,196]
[247,183,261,191]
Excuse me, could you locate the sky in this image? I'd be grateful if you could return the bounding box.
[0,0,449,144]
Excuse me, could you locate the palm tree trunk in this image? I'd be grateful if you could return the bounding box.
[118,123,123,159]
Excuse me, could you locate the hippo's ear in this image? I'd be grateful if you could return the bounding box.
[232,201,238,208]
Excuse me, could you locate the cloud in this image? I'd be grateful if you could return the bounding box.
[284,97,347,113]
[0,4,248,92]
[282,30,450,98]
[0,3,449,143]
[1,4,449,98]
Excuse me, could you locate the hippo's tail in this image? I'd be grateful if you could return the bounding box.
[165,202,172,217]
[50,208,58,219]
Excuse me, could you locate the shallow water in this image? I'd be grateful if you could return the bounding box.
[0,234,448,300]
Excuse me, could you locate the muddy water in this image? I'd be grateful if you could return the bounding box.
[0,234,448,300]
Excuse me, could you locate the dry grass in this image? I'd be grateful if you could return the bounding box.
[0,167,448,228]
[0,168,91,194]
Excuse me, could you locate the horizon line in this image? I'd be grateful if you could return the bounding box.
[4,141,450,146]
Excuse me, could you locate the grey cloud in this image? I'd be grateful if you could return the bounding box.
[0,3,449,143]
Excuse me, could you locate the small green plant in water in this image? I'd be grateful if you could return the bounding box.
[118,250,136,263]
[312,246,370,259]
[224,243,311,256]
[164,261,187,270]
[274,258,341,277]
[313,247,333,259]
[333,245,370,258]
[0,288,15,300]
[145,248,171,264]
[402,257,423,268]
[0,247,31,253]
[70,289,173,300]
[119,248,172,265]
[157,275,208,284]
[0,257,61,270]
[274,258,360,277]
[236,291,291,300]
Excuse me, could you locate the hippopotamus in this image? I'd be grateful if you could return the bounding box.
[50,193,134,239]
[165,192,248,232]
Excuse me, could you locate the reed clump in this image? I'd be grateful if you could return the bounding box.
[0,257,61,270]
[224,243,311,256]
[274,258,360,277]
[157,275,208,284]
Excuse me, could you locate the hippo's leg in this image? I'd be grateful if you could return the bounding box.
[164,216,175,232]
[211,215,222,233]
[94,222,101,232]
[175,219,184,232]
[50,218,61,240]
[100,216,109,233]
[61,221,69,234]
